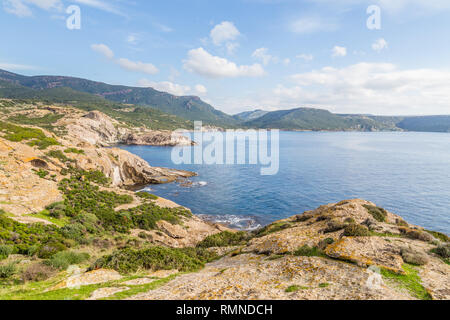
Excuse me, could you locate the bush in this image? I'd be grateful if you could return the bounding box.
[0,245,13,260]
[46,150,72,163]
[343,224,371,237]
[136,192,158,200]
[363,205,387,222]
[22,263,56,282]
[294,245,325,257]
[424,230,449,243]
[253,222,293,238]
[401,247,429,266]
[0,262,16,279]
[37,241,67,259]
[64,148,85,155]
[318,238,335,250]
[399,228,433,242]
[45,251,90,270]
[197,231,249,248]
[92,246,218,274]
[323,219,346,233]
[45,202,67,219]
[433,243,450,259]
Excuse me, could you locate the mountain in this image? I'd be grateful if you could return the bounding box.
[2,69,450,132]
[0,69,238,127]
[233,109,269,122]
[243,108,399,131]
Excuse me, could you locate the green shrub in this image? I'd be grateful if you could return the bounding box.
[45,202,67,218]
[46,150,72,163]
[136,192,158,200]
[0,245,13,260]
[22,263,56,282]
[424,230,449,243]
[92,246,218,274]
[0,262,16,279]
[294,245,326,258]
[323,219,346,233]
[343,224,371,237]
[45,251,90,270]
[33,169,49,179]
[363,205,387,222]
[37,241,67,259]
[253,222,293,238]
[285,285,307,293]
[64,148,85,155]
[197,231,249,248]
[433,243,450,259]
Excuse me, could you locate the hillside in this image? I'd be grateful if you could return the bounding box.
[244,108,400,131]
[0,69,238,127]
[233,109,269,122]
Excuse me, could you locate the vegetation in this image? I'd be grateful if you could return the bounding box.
[45,251,90,270]
[253,222,293,238]
[0,262,16,279]
[64,148,85,155]
[0,245,13,260]
[381,264,432,300]
[136,192,158,200]
[424,230,449,243]
[91,246,218,274]
[33,169,49,179]
[47,150,73,163]
[343,224,371,237]
[0,120,59,149]
[7,113,64,132]
[363,205,387,222]
[197,231,249,248]
[294,245,326,258]
[21,263,56,282]
[285,285,308,293]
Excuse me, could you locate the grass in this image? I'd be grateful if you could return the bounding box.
[32,210,70,227]
[380,264,432,300]
[285,285,308,293]
[363,205,387,222]
[319,283,330,288]
[45,251,90,270]
[33,169,49,179]
[46,150,73,163]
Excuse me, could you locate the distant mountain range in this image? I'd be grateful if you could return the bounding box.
[1,69,450,132]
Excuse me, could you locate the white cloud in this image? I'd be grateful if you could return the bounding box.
[283,58,291,66]
[296,54,314,61]
[290,17,337,34]
[0,62,37,70]
[137,79,191,96]
[118,58,159,75]
[137,79,208,97]
[3,0,62,17]
[372,38,388,52]
[332,46,347,57]
[126,34,140,45]
[272,62,450,115]
[91,44,159,75]
[210,21,240,46]
[195,84,207,94]
[72,0,122,15]
[252,48,275,66]
[183,47,265,78]
[91,43,114,59]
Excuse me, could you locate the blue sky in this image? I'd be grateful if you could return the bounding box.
[1,0,450,115]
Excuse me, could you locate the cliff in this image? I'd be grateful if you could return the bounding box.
[0,101,448,301]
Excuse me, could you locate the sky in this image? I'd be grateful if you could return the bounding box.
[1,0,450,116]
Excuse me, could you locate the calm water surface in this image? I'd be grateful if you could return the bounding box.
[120,132,450,233]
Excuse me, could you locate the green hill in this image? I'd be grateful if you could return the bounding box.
[0,69,238,127]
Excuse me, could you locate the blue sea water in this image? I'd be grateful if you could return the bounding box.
[120,132,450,234]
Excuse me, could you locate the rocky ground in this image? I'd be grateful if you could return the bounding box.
[0,101,448,300]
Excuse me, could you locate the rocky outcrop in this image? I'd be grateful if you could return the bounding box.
[61,110,193,147]
[130,199,450,300]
